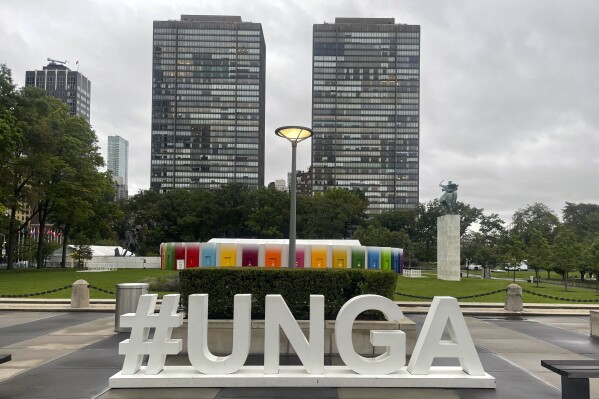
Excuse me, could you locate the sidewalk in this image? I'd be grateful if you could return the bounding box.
[2,305,599,398]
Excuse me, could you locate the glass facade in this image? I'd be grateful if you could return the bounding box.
[311,18,420,215]
[107,135,129,185]
[24,63,91,123]
[150,15,266,192]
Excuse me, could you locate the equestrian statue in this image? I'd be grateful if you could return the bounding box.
[439,180,459,214]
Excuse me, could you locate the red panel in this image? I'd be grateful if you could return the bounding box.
[186,243,200,268]
[174,243,186,270]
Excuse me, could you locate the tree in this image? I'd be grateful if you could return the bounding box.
[70,244,93,268]
[562,202,599,242]
[552,227,581,291]
[511,202,560,245]
[527,229,551,286]
[502,233,526,283]
[1,81,69,268]
[33,110,107,268]
[352,225,411,249]
[298,188,368,239]
[585,237,599,292]
[245,187,288,238]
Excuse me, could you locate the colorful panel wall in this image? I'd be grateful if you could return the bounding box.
[200,243,217,267]
[333,246,350,269]
[185,243,200,268]
[351,247,366,269]
[380,247,392,271]
[219,244,236,267]
[241,245,259,267]
[264,245,282,268]
[311,246,328,269]
[160,241,403,272]
[367,247,380,270]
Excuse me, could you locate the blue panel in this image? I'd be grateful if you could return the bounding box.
[367,247,380,270]
[201,244,217,267]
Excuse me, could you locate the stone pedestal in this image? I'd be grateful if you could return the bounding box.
[504,284,523,312]
[437,214,460,281]
[70,279,90,308]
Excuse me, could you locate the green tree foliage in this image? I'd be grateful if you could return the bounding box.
[0,65,115,268]
[511,202,561,245]
[245,187,288,238]
[585,237,599,291]
[120,186,369,255]
[352,224,411,249]
[71,244,93,268]
[297,188,368,239]
[527,229,551,286]
[552,227,581,291]
[462,213,505,274]
[562,202,599,241]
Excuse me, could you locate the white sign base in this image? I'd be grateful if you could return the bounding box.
[110,365,495,388]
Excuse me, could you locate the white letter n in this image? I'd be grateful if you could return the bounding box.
[264,294,324,375]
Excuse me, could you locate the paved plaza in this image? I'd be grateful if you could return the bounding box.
[1,309,599,398]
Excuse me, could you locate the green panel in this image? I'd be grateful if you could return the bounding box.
[381,247,392,271]
[164,242,175,270]
[351,247,366,269]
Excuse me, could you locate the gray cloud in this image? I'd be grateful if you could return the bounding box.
[1,0,597,224]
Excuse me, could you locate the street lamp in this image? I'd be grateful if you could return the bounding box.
[275,126,313,268]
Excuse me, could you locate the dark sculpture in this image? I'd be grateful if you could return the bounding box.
[122,229,140,256]
[439,180,459,214]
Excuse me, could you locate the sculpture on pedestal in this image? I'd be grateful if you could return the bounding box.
[439,180,459,214]
[437,180,460,281]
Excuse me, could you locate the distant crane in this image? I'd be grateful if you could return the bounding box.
[47,58,68,65]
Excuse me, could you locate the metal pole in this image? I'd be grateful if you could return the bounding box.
[289,142,297,268]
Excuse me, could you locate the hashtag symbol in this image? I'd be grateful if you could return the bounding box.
[118,294,183,375]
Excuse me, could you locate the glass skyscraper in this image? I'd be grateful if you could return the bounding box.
[107,135,129,200]
[25,61,91,123]
[312,18,420,214]
[150,15,266,192]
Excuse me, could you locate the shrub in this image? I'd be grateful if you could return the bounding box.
[141,274,180,292]
[179,268,397,320]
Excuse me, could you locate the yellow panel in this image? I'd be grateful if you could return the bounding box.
[220,247,236,267]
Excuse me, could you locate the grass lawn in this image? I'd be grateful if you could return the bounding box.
[396,272,599,303]
[0,268,178,299]
[2,268,599,304]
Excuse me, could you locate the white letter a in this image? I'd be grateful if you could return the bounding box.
[407,296,485,376]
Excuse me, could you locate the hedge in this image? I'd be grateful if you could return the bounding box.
[179,268,397,320]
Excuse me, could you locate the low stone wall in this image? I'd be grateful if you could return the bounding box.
[172,317,417,356]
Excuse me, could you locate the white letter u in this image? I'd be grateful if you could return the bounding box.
[188,294,251,374]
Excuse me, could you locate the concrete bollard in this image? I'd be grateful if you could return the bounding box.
[504,283,523,312]
[71,279,90,308]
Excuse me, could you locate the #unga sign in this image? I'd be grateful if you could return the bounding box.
[109,294,495,389]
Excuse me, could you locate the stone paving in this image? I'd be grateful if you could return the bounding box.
[1,309,599,398]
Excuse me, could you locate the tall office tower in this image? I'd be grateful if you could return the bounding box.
[150,15,266,192]
[25,60,91,123]
[107,135,129,200]
[312,18,420,215]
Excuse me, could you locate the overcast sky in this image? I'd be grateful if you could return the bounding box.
[2,0,598,223]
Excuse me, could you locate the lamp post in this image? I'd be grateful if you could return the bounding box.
[275,126,313,268]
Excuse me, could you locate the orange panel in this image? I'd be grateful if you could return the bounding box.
[265,247,281,268]
[311,247,327,268]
